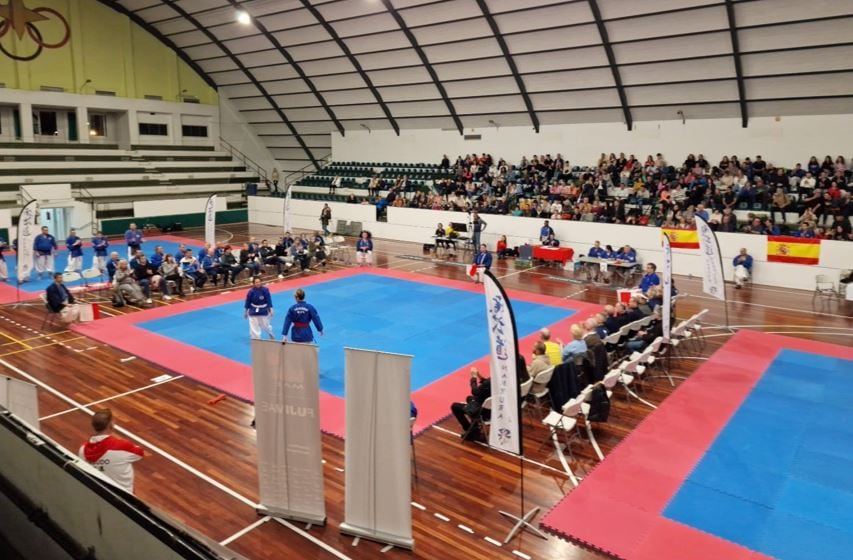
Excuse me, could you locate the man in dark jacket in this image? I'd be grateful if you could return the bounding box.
[451,367,491,442]
[45,273,81,324]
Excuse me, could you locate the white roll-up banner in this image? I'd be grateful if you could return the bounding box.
[341,348,413,550]
[204,194,216,246]
[252,340,326,524]
[483,270,522,456]
[283,187,292,234]
[16,200,38,282]
[661,233,673,342]
[695,215,726,301]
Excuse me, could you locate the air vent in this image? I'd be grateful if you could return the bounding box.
[95,90,116,96]
[182,97,200,104]
[463,134,482,141]
[40,85,64,92]
[144,95,163,101]
[0,83,6,88]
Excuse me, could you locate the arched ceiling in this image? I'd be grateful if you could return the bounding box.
[102,0,853,172]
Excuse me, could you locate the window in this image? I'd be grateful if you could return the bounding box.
[34,111,58,136]
[139,122,168,136]
[89,113,107,137]
[181,124,208,138]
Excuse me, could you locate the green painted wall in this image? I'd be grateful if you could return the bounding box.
[0,0,216,104]
[101,210,248,236]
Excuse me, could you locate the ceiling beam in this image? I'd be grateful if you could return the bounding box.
[226,0,345,137]
[157,0,319,169]
[474,0,540,132]
[96,0,217,90]
[587,0,632,131]
[725,0,749,127]
[299,0,400,135]
[380,0,463,135]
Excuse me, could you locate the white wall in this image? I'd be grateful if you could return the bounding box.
[249,197,852,291]
[133,196,226,217]
[0,88,218,147]
[218,96,277,180]
[332,114,853,168]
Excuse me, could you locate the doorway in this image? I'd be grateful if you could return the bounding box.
[40,207,71,239]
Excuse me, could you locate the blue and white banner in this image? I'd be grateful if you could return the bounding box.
[482,271,521,455]
[661,232,672,342]
[695,216,726,301]
[204,195,216,246]
[16,200,38,282]
[283,187,292,235]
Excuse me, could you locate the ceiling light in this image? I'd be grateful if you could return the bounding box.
[236,10,251,25]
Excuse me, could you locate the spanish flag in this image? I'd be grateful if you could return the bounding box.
[767,236,820,265]
[661,228,700,249]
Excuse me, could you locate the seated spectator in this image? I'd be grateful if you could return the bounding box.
[626,314,663,353]
[106,252,121,282]
[539,327,562,366]
[450,367,491,443]
[594,313,609,339]
[131,255,157,304]
[615,244,637,263]
[179,251,206,292]
[588,240,607,258]
[625,295,649,321]
[496,235,514,259]
[113,260,149,306]
[149,246,166,270]
[733,248,753,289]
[604,304,629,333]
[770,188,794,224]
[542,233,560,247]
[240,245,263,277]
[471,243,492,284]
[583,318,603,349]
[561,324,588,362]
[219,247,245,286]
[528,341,552,394]
[638,262,660,293]
[45,272,81,324]
[158,253,183,298]
[646,285,663,311]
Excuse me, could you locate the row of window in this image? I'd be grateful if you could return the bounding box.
[139,123,208,137]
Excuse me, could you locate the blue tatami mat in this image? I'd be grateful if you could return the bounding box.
[138,274,571,397]
[665,349,853,560]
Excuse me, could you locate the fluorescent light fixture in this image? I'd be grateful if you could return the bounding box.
[236,10,251,24]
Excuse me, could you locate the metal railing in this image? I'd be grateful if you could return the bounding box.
[283,154,332,190]
[218,137,269,182]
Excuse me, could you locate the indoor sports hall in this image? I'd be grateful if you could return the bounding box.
[0,1,851,560]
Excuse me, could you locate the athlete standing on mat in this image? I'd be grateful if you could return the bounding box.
[281,288,323,343]
[244,276,275,340]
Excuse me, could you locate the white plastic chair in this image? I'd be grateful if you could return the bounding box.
[814,275,836,303]
[528,366,555,414]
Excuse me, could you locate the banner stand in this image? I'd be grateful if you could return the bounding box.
[480,270,548,544]
[695,216,732,331]
[341,348,414,550]
[252,340,326,526]
[8,201,42,309]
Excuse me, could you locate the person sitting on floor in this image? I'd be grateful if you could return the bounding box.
[450,367,491,443]
[561,324,588,362]
[45,272,81,324]
[733,248,753,289]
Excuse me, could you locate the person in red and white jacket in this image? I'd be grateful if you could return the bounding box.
[79,409,144,494]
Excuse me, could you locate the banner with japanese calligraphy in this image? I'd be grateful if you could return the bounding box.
[342,348,414,549]
[661,233,673,342]
[695,216,726,301]
[283,187,293,235]
[16,200,38,282]
[204,195,216,246]
[251,340,326,524]
[482,270,522,456]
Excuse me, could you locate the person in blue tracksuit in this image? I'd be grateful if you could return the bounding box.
[244,276,275,339]
[638,263,660,293]
[65,229,84,273]
[92,231,110,272]
[588,240,607,258]
[33,226,58,280]
[124,223,144,259]
[733,248,754,289]
[471,243,493,284]
[282,288,323,343]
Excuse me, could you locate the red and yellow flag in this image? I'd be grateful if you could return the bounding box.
[767,236,820,265]
[661,228,700,249]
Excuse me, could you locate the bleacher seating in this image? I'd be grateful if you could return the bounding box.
[0,143,261,218]
[289,160,452,199]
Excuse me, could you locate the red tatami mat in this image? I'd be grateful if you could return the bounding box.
[540,330,853,559]
[74,267,601,438]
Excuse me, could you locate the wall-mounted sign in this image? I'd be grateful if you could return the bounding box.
[0,0,70,61]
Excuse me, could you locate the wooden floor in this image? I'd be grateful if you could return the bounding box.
[1,223,850,560]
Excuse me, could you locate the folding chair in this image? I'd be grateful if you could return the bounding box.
[528,366,555,417]
[519,377,533,422]
[541,390,587,485]
[461,397,492,441]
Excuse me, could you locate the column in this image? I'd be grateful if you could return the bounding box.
[76,106,89,144]
[19,102,34,142]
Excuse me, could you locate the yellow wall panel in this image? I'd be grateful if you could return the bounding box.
[0,0,216,103]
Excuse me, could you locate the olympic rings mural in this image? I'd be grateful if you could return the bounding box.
[0,0,71,61]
